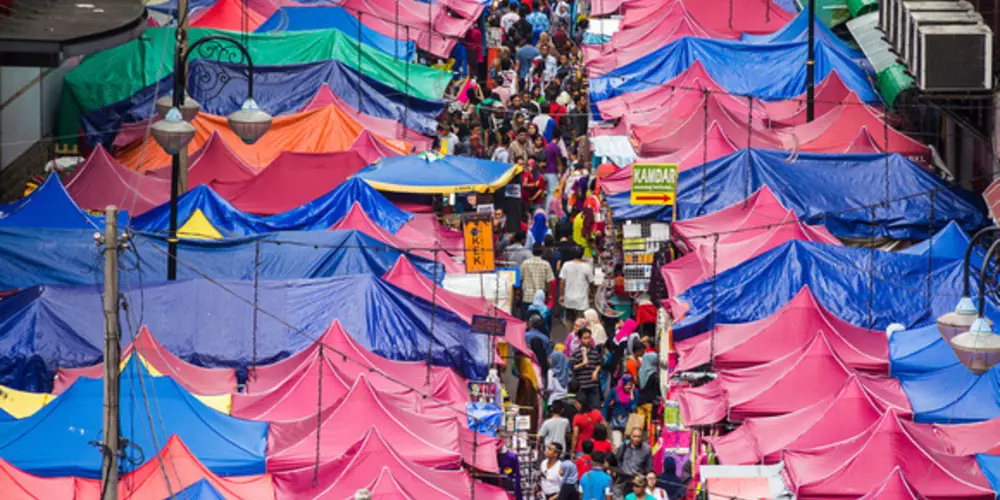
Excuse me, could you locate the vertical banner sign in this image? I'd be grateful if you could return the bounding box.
[463,212,495,273]
[630,164,679,206]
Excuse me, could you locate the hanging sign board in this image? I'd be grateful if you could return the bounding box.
[462,212,496,273]
[470,314,507,337]
[630,164,678,205]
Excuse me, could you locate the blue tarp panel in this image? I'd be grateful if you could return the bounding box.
[888,325,960,379]
[170,480,227,500]
[131,178,414,236]
[741,11,863,59]
[146,0,214,15]
[899,220,974,262]
[0,359,267,478]
[606,149,987,240]
[671,240,999,341]
[0,228,444,291]
[256,7,416,61]
[0,409,10,422]
[0,174,128,229]
[355,154,520,194]
[466,402,504,437]
[0,276,488,389]
[890,323,1000,423]
[82,59,442,147]
[977,455,1000,493]
[589,37,877,107]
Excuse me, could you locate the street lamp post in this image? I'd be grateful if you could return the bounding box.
[936,227,1000,374]
[150,35,273,280]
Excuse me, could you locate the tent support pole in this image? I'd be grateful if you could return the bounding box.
[806,0,816,122]
[100,206,121,500]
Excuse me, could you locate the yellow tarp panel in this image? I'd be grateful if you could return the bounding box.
[178,209,224,239]
[0,386,56,419]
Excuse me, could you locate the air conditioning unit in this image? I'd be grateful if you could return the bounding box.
[894,1,971,48]
[915,24,993,91]
[904,11,982,70]
[879,0,895,33]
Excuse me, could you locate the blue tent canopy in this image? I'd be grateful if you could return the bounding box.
[172,479,227,500]
[899,220,974,262]
[977,455,1000,494]
[888,325,961,379]
[889,322,1000,423]
[131,178,414,236]
[0,359,267,478]
[0,174,128,229]
[0,275,488,390]
[355,153,520,194]
[82,58,442,147]
[671,240,999,341]
[741,11,863,59]
[589,37,877,106]
[256,7,415,61]
[0,228,443,290]
[606,149,987,240]
[146,0,214,15]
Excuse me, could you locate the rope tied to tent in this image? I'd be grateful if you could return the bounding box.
[250,240,261,381]
[709,234,719,370]
[426,249,440,386]
[700,90,710,205]
[312,344,324,487]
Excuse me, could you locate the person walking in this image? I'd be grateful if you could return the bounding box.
[559,246,593,328]
[615,428,653,498]
[571,329,603,412]
[578,451,614,500]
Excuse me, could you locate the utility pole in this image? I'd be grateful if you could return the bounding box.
[100,206,121,500]
[806,0,816,122]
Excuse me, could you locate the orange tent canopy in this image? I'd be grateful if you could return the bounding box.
[116,105,413,172]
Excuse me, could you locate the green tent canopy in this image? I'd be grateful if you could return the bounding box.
[57,27,451,149]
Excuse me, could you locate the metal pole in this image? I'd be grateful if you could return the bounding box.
[177,0,190,194]
[806,0,816,122]
[100,206,121,500]
[167,25,184,281]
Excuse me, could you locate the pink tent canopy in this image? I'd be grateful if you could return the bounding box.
[52,326,238,396]
[383,256,531,360]
[300,84,432,151]
[661,212,840,297]
[782,410,994,499]
[777,94,932,165]
[398,213,464,256]
[272,429,508,500]
[241,320,467,404]
[858,468,928,500]
[147,131,259,186]
[709,375,889,465]
[596,62,740,125]
[266,376,498,473]
[599,123,740,196]
[675,334,910,425]
[348,129,405,164]
[761,73,854,127]
[330,204,462,273]
[190,0,269,30]
[208,151,369,215]
[675,287,887,374]
[589,0,626,16]
[671,185,789,252]
[618,0,793,36]
[843,127,884,154]
[924,417,1000,456]
[63,145,170,215]
[336,0,476,57]
[584,4,737,76]
[630,91,782,156]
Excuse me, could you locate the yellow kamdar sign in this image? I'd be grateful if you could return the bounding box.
[630,164,678,206]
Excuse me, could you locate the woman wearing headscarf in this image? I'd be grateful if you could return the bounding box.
[657,456,687,500]
[603,374,638,449]
[563,318,587,358]
[528,290,552,332]
[636,352,660,431]
[526,209,550,248]
[557,458,580,500]
[548,350,570,404]
[583,309,607,345]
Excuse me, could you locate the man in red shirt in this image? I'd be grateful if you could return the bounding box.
[571,399,606,456]
[575,440,595,476]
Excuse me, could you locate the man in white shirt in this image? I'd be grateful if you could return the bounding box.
[500,5,521,35]
[537,402,570,453]
[559,246,594,327]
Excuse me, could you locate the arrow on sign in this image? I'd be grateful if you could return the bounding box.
[633,193,675,203]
